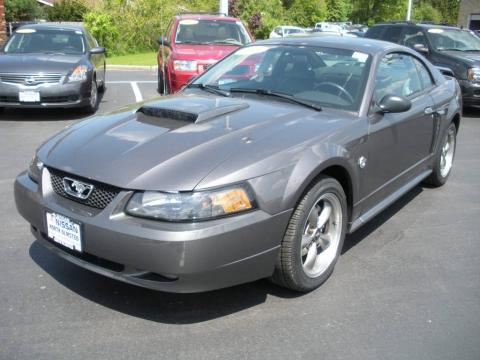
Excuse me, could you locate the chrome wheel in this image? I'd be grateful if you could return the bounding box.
[440,126,455,178]
[301,193,343,278]
[90,79,98,109]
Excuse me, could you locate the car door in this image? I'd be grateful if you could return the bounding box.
[85,31,105,85]
[362,52,436,211]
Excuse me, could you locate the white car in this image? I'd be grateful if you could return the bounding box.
[270,26,306,38]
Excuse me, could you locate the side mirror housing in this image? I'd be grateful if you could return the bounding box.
[157,37,170,47]
[436,66,454,77]
[377,94,412,113]
[89,46,105,54]
[413,43,429,54]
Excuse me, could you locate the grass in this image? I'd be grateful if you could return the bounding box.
[107,51,157,66]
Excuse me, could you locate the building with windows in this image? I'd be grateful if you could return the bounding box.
[458,0,480,31]
[0,0,6,44]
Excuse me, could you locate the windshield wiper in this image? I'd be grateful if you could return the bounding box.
[439,48,465,52]
[229,88,322,111]
[187,83,230,97]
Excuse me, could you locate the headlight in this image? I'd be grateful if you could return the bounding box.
[28,154,44,183]
[467,67,480,82]
[173,60,197,72]
[125,184,256,221]
[68,65,88,82]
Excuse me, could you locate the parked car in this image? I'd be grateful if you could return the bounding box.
[0,23,106,113]
[156,13,253,94]
[269,26,306,38]
[15,36,461,293]
[365,22,480,107]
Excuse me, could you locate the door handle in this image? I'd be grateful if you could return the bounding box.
[424,107,434,115]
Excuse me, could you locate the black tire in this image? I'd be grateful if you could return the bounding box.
[157,68,168,95]
[271,176,347,292]
[0,107,4,114]
[82,77,99,114]
[424,122,457,187]
[98,66,106,93]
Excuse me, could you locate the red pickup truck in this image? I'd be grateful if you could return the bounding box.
[157,13,254,94]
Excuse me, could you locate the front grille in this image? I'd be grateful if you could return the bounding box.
[0,73,63,85]
[42,95,79,103]
[0,95,18,103]
[49,168,121,209]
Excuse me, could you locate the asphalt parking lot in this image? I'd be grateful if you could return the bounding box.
[1,69,479,360]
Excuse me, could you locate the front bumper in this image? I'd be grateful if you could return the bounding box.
[0,80,91,108]
[14,170,291,293]
[458,79,480,107]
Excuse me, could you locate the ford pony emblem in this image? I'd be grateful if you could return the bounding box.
[63,177,94,200]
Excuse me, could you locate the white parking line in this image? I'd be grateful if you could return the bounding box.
[106,81,157,84]
[130,82,143,102]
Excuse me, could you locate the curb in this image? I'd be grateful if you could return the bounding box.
[106,64,158,71]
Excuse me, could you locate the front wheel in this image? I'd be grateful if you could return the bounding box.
[271,176,347,292]
[82,77,99,114]
[424,122,457,187]
[157,68,168,95]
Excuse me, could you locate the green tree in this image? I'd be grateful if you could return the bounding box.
[5,0,43,22]
[289,0,326,27]
[412,2,442,23]
[430,0,459,24]
[47,0,88,21]
[326,0,349,22]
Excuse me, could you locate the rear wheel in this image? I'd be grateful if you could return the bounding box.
[272,176,347,292]
[424,122,456,187]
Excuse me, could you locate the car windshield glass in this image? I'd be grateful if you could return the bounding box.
[3,29,86,54]
[174,19,251,45]
[426,28,480,51]
[191,45,372,111]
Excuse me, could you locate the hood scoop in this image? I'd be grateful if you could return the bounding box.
[136,95,249,125]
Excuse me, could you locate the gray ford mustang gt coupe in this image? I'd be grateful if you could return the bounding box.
[14,37,461,293]
[0,23,106,113]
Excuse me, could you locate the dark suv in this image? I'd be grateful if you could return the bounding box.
[365,22,480,107]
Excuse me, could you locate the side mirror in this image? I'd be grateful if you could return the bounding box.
[436,66,454,77]
[157,37,170,47]
[413,43,429,54]
[89,46,105,54]
[377,94,412,113]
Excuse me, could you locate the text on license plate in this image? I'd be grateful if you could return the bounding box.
[46,212,82,252]
[19,91,40,102]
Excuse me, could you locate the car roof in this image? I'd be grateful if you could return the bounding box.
[16,22,85,32]
[256,36,399,55]
[371,22,459,30]
[175,13,239,22]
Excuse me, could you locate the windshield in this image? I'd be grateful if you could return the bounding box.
[4,29,86,54]
[191,45,372,111]
[175,19,251,46]
[426,28,480,51]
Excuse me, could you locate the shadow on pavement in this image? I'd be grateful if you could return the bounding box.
[29,185,424,324]
[29,241,301,324]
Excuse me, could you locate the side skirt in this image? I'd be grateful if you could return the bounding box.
[349,169,432,233]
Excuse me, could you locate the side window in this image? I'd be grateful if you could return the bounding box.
[374,53,423,103]
[401,27,428,49]
[365,26,384,39]
[85,31,97,49]
[382,26,403,43]
[413,57,434,89]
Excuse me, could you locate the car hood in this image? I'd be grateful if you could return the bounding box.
[442,50,480,65]
[173,44,239,62]
[0,53,83,74]
[38,93,350,191]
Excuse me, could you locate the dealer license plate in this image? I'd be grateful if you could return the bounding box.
[19,91,40,102]
[46,212,82,252]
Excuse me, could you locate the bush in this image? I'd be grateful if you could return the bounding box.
[5,0,43,22]
[46,0,88,22]
[83,11,118,55]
